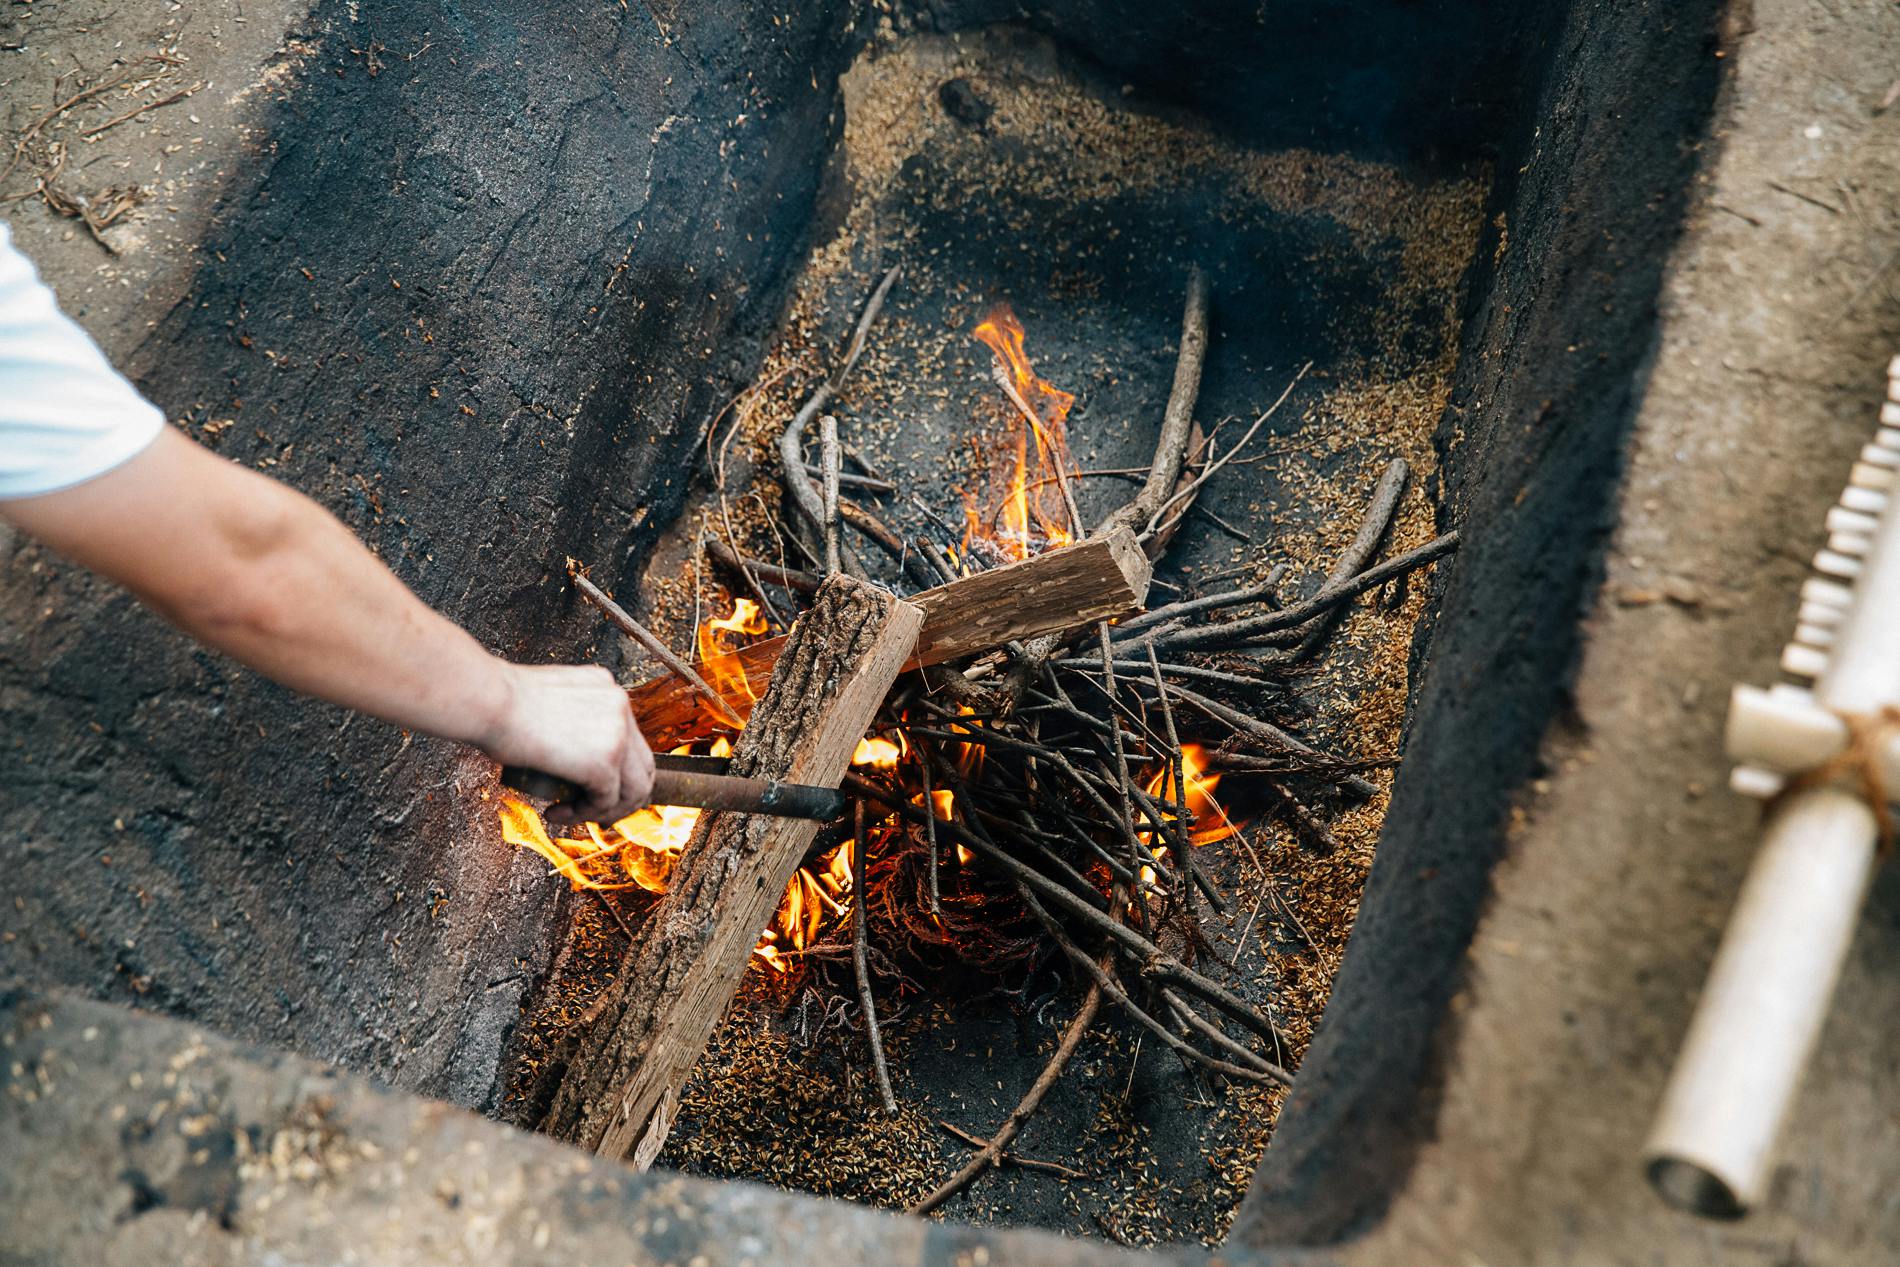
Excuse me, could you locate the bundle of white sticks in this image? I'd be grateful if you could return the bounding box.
[1647,354,1900,1217]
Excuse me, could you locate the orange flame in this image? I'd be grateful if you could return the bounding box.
[1177,744,1237,845]
[1141,742,1238,855]
[697,596,768,716]
[755,842,854,973]
[925,788,973,866]
[963,305,1077,563]
[498,795,638,892]
[499,586,865,975]
[853,734,905,770]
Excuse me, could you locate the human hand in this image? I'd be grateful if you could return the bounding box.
[479,664,654,827]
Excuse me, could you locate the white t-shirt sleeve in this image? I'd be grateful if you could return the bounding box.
[0,222,165,500]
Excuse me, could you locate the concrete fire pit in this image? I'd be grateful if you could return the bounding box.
[8,0,1896,1261]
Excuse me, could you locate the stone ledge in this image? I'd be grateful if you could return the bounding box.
[1,987,1292,1267]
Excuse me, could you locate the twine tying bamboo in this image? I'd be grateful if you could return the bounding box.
[1770,705,1900,852]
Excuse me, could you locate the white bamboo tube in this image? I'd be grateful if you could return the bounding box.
[1644,786,1878,1216]
[1647,370,1900,1215]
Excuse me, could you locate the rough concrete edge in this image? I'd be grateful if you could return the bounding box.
[0,985,1359,1266]
[1230,0,1736,1247]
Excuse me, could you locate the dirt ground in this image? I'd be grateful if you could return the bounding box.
[0,0,306,358]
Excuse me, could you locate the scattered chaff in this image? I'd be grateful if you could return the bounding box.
[910,969,1103,1215]
[528,263,1461,1206]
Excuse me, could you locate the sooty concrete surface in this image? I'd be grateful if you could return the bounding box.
[1333,1,1900,1262]
[0,986,1178,1267]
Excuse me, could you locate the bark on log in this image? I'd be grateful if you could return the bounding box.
[1096,265,1209,539]
[631,527,1152,749]
[541,577,923,1161]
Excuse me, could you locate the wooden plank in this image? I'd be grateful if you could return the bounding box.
[630,526,1152,749]
[540,576,924,1162]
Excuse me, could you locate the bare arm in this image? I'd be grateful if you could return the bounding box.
[1,427,652,824]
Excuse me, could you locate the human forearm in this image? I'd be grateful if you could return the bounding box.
[4,429,654,821]
[154,473,514,744]
[11,429,511,742]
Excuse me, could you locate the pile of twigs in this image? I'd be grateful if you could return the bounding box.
[696,265,1459,1212]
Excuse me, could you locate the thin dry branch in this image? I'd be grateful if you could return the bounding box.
[568,563,744,729]
[1116,563,1289,635]
[1132,532,1460,655]
[989,361,1082,533]
[1162,988,1291,1082]
[775,268,901,579]
[705,537,820,594]
[909,969,1103,1215]
[938,1122,1087,1179]
[1097,264,1209,537]
[1161,682,1377,799]
[1021,887,1290,1087]
[921,757,942,916]
[852,801,898,1112]
[2,54,176,186]
[832,264,901,390]
[1283,458,1407,660]
[802,463,895,493]
[1143,362,1310,537]
[820,414,844,577]
[78,80,202,139]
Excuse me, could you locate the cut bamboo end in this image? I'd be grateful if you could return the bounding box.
[1659,355,1900,1218]
[1849,461,1895,491]
[1645,788,1880,1217]
[1811,548,1862,580]
[1840,485,1889,514]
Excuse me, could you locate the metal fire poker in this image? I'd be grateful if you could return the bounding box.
[501,752,847,822]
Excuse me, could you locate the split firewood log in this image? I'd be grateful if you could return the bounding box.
[541,575,923,1163]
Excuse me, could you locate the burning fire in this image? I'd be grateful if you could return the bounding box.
[853,733,905,770]
[754,842,854,973]
[495,303,1249,975]
[500,596,898,973]
[921,787,972,866]
[963,305,1078,563]
[498,736,739,896]
[1172,743,1238,846]
[698,596,768,713]
[1138,743,1237,884]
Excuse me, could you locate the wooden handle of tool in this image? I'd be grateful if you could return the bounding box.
[501,765,576,805]
[499,763,844,821]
